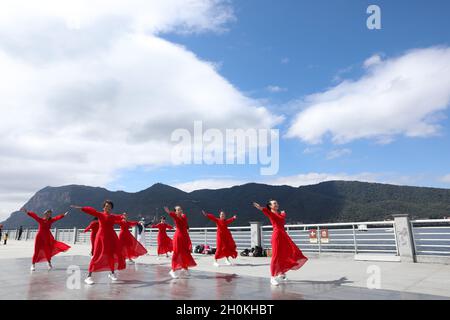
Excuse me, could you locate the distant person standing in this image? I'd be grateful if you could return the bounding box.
[0,224,3,244]
[136,218,146,247]
[3,231,8,245]
[17,226,23,240]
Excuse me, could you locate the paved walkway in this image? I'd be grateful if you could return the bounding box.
[1,240,449,299]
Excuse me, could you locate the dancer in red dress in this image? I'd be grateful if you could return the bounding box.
[253,200,308,286]
[151,216,173,258]
[164,206,196,279]
[202,210,237,267]
[83,218,99,256]
[22,208,71,271]
[71,200,125,285]
[118,213,148,263]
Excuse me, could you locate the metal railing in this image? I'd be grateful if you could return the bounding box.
[142,226,252,250]
[411,219,450,256]
[262,221,398,255]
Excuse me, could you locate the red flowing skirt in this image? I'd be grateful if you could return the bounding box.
[171,230,196,271]
[89,229,126,273]
[215,229,237,260]
[270,228,308,277]
[90,231,97,255]
[32,230,70,264]
[119,230,148,260]
[157,232,173,255]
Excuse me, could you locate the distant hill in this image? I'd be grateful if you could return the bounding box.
[2,181,450,229]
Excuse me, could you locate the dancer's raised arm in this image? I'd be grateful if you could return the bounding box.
[51,212,68,222]
[253,202,263,211]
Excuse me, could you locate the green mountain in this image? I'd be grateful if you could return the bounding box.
[2,181,450,229]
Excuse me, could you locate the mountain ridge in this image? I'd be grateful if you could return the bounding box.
[2,180,450,228]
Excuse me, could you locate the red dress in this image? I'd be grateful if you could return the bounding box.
[81,207,126,272]
[27,212,71,264]
[206,213,238,260]
[169,212,197,271]
[262,208,308,276]
[118,219,148,259]
[151,223,173,255]
[84,220,99,255]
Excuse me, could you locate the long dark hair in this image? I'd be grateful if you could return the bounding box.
[266,199,276,210]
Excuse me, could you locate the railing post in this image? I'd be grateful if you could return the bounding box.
[25,229,29,241]
[352,225,358,254]
[73,227,77,244]
[204,229,207,246]
[317,226,321,254]
[54,228,58,240]
[393,214,416,262]
[132,226,138,238]
[250,221,262,248]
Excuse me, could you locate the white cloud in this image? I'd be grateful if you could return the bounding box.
[266,85,288,93]
[363,54,382,68]
[0,0,280,221]
[326,148,352,160]
[440,174,450,184]
[286,47,450,144]
[174,179,246,192]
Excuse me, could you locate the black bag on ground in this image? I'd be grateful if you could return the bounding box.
[194,244,204,254]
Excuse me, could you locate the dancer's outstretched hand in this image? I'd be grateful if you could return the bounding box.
[253,202,263,210]
[233,215,237,219]
[163,206,170,214]
[63,211,69,216]
[21,207,28,213]
[70,205,82,209]
[202,210,207,216]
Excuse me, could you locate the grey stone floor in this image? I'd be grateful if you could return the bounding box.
[0,255,448,300]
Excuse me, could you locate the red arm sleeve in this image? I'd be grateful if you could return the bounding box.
[262,208,273,218]
[84,222,93,233]
[82,207,101,218]
[150,224,158,228]
[51,214,65,223]
[169,211,177,221]
[127,221,138,227]
[225,216,236,225]
[27,211,41,222]
[166,223,174,230]
[206,213,218,223]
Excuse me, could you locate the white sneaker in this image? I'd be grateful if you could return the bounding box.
[279,274,287,281]
[169,270,179,279]
[225,259,232,266]
[108,273,118,281]
[30,265,35,271]
[213,262,220,267]
[270,277,280,286]
[84,277,94,285]
[182,269,190,277]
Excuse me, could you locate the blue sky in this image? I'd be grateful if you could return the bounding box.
[1,0,450,219]
[107,0,450,192]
